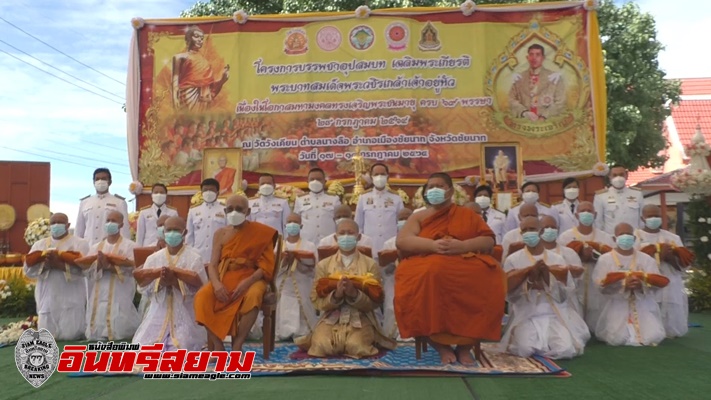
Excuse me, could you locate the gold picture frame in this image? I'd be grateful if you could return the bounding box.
[202,147,243,198]
[480,142,523,194]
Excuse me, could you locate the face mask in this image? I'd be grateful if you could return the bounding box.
[426,188,446,205]
[202,190,217,203]
[164,231,183,247]
[578,211,595,227]
[522,231,541,247]
[94,179,109,193]
[309,180,324,193]
[616,234,635,251]
[564,188,579,201]
[152,193,167,206]
[50,223,67,238]
[611,176,626,190]
[475,195,491,209]
[522,192,539,204]
[373,175,388,189]
[645,217,662,230]
[541,228,558,243]
[227,211,246,226]
[259,184,274,197]
[397,220,406,231]
[157,226,165,240]
[285,222,301,236]
[337,235,358,252]
[105,222,120,235]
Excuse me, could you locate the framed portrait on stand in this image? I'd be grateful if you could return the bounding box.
[481,142,523,212]
[202,147,243,198]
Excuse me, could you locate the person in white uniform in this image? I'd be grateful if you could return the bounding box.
[248,173,291,236]
[136,183,178,247]
[378,208,413,340]
[85,210,141,341]
[76,168,130,246]
[473,185,506,244]
[133,216,207,351]
[635,205,689,338]
[355,163,404,256]
[593,165,644,235]
[186,178,227,265]
[500,216,590,359]
[294,167,342,245]
[551,178,581,235]
[504,181,557,233]
[24,213,90,340]
[275,213,319,341]
[593,222,666,346]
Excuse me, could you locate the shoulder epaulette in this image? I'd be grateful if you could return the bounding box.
[552,200,563,206]
[363,188,373,194]
[595,188,608,195]
[190,203,201,209]
[249,196,259,201]
[274,193,288,199]
[115,194,125,200]
[387,188,399,194]
[298,192,309,197]
[629,186,642,191]
[166,205,177,210]
[539,202,550,208]
[140,205,151,211]
[80,194,91,201]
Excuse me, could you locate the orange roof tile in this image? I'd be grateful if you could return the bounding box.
[671,100,711,147]
[680,78,711,96]
[628,167,665,186]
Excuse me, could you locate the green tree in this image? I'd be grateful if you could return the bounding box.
[181,0,680,171]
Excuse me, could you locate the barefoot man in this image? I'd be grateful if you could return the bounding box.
[194,195,278,351]
[395,172,506,364]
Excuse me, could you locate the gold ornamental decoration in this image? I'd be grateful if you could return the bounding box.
[0,204,17,231]
[26,204,51,222]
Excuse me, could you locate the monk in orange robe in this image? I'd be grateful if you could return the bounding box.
[214,155,237,196]
[172,26,229,111]
[395,172,506,364]
[194,195,277,351]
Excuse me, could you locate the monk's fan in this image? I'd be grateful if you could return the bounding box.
[600,271,670,288]
[316,273,384,303]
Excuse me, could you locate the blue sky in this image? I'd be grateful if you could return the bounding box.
[1,0,709,226]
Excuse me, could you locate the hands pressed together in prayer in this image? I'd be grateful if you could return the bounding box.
[97,252,112,270]
[624,275,643,292]
[159,267,178,288]
[45,251,64,270]
[659,244,675,263]
[334,277,358,301]
[580,245,595,262]
[527,260,550,290]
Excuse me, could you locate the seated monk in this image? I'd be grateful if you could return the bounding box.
[194,195,278,352]
[296,218,396,358]
[395,172,506,365]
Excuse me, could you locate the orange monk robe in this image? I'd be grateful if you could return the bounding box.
[194,222,277,339]
[177,52,216,110]
[215,167,236,195]
[394,204,506,345]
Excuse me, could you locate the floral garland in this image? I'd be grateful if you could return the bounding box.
[128,211,140,241]
[686,142,711,158]
[0,316,38,346]
[24,218,50,247]
[412,184,470,208]
[273,185,306,209]
[672,169,711,196]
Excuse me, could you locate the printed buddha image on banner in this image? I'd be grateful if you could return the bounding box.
[131,3,606,186]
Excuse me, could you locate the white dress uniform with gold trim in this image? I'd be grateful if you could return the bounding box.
[186,201,227,264]
[293,192,341,245]
[593,186,644,235]
[503,202,558,233]
[482,207,506,244]
[355,188,404,256]
[248,195,291,236]
[552,199,580,235]
[136,204,179,247]
[75,193,130,246]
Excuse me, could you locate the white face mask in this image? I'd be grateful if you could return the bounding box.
[475,195,491,209]
[152,193,167,206]
[202,190,217,203]
[564,188,579,201]
[94,180,109,193]
[227,211,246,226]
[259,184,274,197]
[611,176,626,190]
[372,175,388,189]
[522,192,539,204]
[309,180,324,193]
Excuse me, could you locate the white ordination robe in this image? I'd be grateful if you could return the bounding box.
[132,246,208,351]
[85,237,141,341]
[593,250,666,346]
[275,238,319,340]
[546,244,584,315]
[635,229,688,338]
[380,236,400,340]
[500,249,590,359]
[24,235,90,340]
[558,227,615,330]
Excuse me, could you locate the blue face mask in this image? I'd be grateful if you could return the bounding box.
[522,231,541,247]
[105,222,120,235]
[50,223,67,238]
[645,217,662,230]
[541,228,558,243]
[285,222,301,237]
[157,226,165,240]
[337,235,358,252]
[164,231,184,247]
[426,188,446,205]
[578,212,595,227]
[616,234,636,251]
[397,220,406,231]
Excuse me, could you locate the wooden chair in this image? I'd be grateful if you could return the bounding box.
[229,233,282,360]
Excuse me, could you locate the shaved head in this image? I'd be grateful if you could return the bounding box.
[520,216,541,233]
[334,205,353,220]
[642,204,661,218]
[577,201,594,213]
[519,203,539,219]
[336,218,359,235]
[540,215,558,229]
[49,213,68,225]
[106,210,123,223]
[614,222,634,237]
[286,213,301,224]
[157,214,170,227]
[225,194,250,216]
[164,216,186,232]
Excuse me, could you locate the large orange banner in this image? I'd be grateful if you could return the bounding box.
[128,2,606,187]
